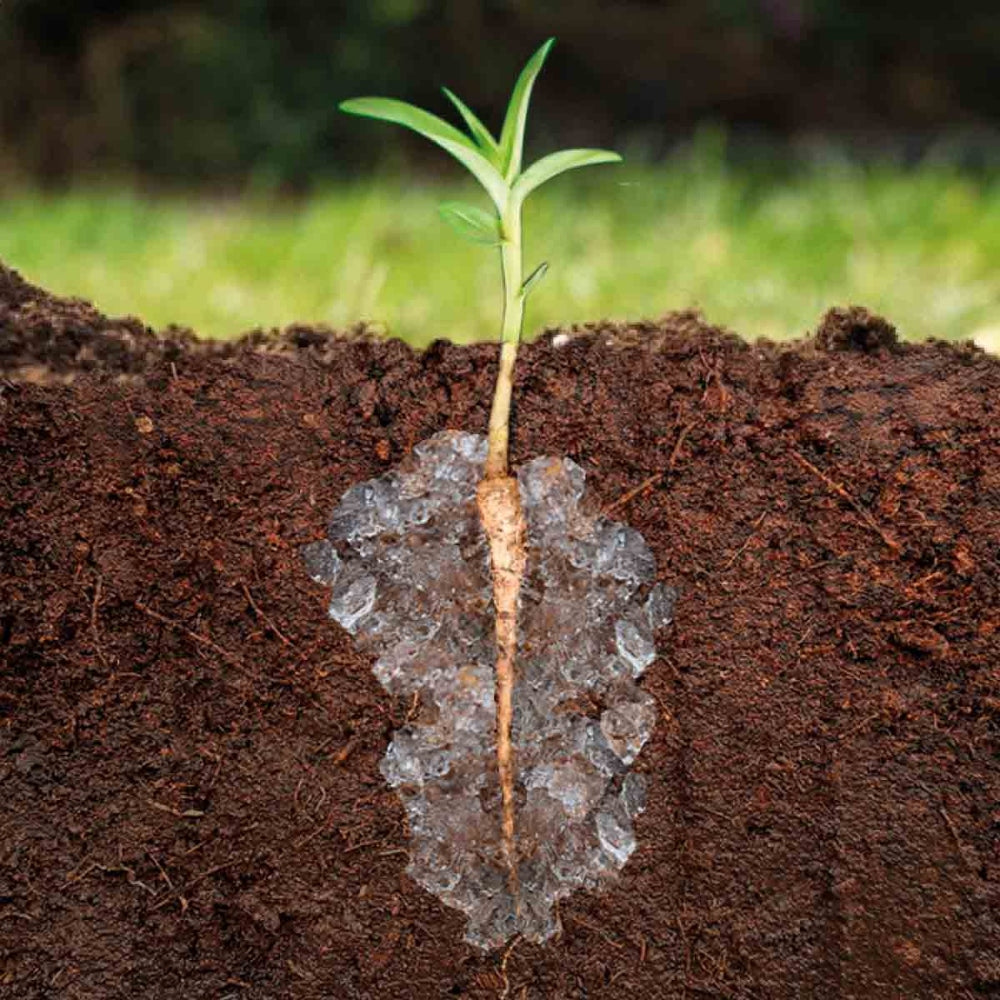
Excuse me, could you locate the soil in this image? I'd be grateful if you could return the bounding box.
[1,263,998,999]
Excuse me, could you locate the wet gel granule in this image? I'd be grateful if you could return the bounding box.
[304,431,676,950]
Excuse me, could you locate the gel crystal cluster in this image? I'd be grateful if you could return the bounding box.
[304,431,674,949]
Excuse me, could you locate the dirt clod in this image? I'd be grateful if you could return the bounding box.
[815,304,899,353]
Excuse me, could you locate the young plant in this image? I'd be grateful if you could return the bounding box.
[340,40,624,917]
[340,37,622,480]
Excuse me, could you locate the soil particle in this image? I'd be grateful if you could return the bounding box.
[1,261,998,998]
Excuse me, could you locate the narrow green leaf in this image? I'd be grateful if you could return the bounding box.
[521,261,549,298]
[512,148,622,203]
[340,97,508,210]
[441,88,500,162]
[438,201,504,245]
[498,38,555,182]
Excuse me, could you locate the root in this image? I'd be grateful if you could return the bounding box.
[477,474,527,902]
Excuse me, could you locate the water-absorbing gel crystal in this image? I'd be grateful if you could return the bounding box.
[306,431,675,950]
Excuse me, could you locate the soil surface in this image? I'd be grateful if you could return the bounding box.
[1,264,998,999]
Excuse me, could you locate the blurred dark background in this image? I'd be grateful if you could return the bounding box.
[3,0,1000,187]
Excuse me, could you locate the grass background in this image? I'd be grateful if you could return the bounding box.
[3,147,1000,349]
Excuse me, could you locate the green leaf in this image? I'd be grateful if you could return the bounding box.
[512,148,622,203]
[340,97,508,210]
[438,201,504,245]
[521,261,549,298]
[441,88,500,163]
[498,37,555,182]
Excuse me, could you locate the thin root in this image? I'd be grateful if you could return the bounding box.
[789,449,900,553]
[134,601,242,667]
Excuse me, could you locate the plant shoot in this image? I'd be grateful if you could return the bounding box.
[340,38,622,478]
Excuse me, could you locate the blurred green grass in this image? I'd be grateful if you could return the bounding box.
[3,150,1000,348]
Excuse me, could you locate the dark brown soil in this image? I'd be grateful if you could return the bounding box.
[1,264,998,999]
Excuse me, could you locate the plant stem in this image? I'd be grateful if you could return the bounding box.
[484,203,523,479]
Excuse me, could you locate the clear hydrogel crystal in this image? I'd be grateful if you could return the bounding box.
[306,431,675,950]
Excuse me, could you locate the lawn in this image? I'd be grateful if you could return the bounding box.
[3,149,1000,349]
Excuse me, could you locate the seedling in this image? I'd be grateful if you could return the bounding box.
[340,37,622,479]
[330,43,656,948]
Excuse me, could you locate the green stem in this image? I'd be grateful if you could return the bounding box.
[485,202,523,479]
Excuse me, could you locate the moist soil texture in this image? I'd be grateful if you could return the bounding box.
[1,264,998,999]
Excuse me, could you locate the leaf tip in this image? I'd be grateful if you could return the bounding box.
[532,37,556,69]
[521,260,550,299]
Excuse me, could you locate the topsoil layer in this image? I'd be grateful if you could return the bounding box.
[1,264,998,999]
